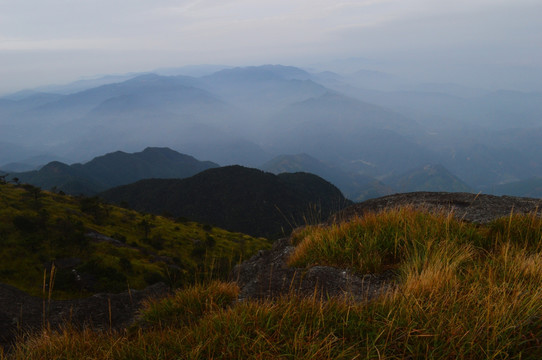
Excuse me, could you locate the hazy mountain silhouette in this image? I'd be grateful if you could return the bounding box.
[489,177,542,198]
[0,142,41,167]
[440,143,536,189]
[385,164,473,193]
[200,65,328,115]
[263,93,434,175]
[204,65,312,82]
[2,74,243,161]
[270,92,420,135]
[183,139,272,167]
[261,153,392,201]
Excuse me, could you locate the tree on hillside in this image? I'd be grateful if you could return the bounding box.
[21,184,43,210]
[138,216,155,240]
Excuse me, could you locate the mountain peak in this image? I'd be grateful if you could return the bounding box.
[11,148,218,195]
[206,65,311,82]
[40,161,72,172]
[101,165,350,238]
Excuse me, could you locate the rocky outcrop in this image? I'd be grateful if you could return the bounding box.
[0,282,168,350]
[332,192,542,224]
[232,192,542,303]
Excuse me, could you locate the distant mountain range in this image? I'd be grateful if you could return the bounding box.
[384,164,473,193]
[1,64,540,191]
[7,144,540,207]
[261,92,431,174]
[100,165,351,238]
[489,177,542,199]
[8,147,218,195]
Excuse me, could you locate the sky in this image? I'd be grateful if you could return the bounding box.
[1,0,541,94]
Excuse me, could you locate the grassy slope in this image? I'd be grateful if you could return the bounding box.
[7,207,542,359]
[0,183,269,298]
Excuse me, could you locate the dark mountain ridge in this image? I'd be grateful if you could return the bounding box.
[10,147,218,195]
[100,165,351,238]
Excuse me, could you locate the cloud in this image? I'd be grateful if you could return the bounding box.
[2,0,538,56]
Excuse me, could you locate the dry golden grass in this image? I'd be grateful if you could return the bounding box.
[6,208,542,359]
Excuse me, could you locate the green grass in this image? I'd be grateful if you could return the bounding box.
[0,183,270,298]
[289,206,483,274]
[5,207,542,359]
[135,281,240,329]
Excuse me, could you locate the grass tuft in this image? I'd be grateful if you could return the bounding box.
[288,206,482,274]
[136,281,239,329]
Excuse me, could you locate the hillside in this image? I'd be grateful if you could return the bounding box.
[100,165,351,238]
[10,147,218,195]
[0,182,269,300]
[8,192,542,358]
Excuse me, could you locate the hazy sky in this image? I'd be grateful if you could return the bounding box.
[1,0,541,94]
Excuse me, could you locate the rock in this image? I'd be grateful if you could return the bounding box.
[231,237,395,302]
[332,192,542,224]
[85,231,132,247]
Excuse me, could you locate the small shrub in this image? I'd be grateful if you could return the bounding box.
[79,196,107,223]
[205,234,216,248]
[191,241,207,259]
[12,214,41,233]
[119,257,132,272]
[77,260,127,293]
